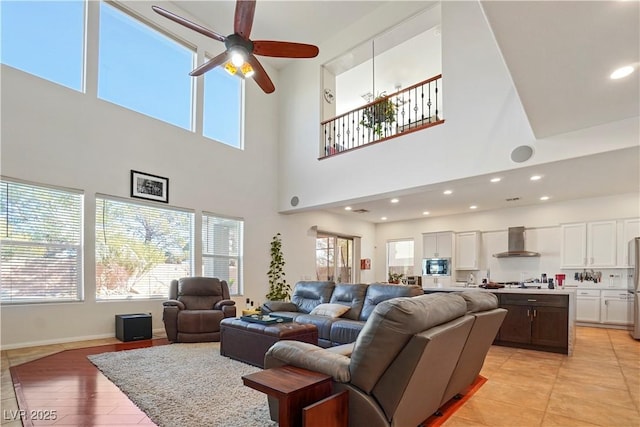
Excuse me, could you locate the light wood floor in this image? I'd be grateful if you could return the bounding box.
[1,327,639,426]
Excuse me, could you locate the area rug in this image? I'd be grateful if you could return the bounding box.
[88,343,277,427]
[88,342,485,427]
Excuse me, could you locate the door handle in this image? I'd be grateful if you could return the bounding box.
[533,309,537,318]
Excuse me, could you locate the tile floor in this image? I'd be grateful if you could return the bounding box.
[1,327,638,426]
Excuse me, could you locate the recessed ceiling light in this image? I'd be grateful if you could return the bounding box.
[530,175,542,181]
[490,177,501,183]
[422,211,430,215]
[610,65,634,80]
[344,206,352,211]
[390,198,399,203]
[540,196,550,201]
[443,190,453,195]
[469,205,478,209]
[380,216,387,221]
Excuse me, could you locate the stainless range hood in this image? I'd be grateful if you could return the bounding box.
[493,226,540,258]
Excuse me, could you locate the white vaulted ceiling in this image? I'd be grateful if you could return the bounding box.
[170,1,639,223]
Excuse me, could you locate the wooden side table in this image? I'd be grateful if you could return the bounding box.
[242,365,345,427]
[241,308,262,316]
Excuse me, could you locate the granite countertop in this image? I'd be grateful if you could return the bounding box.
[422,286,576,295]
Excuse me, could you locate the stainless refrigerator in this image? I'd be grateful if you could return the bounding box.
[631,237,640,339]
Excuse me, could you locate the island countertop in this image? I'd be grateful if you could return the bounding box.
[422,286,576,295]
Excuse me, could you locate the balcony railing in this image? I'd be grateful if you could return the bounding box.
[320,74,443,158]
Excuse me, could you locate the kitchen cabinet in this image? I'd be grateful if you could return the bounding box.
[601,290,633,325]
[496,294,569,354]
[560,221,616,268]
[620,218,640,267]
[423,232,453,258]
[455,231,481,270]
[576,289,601,323]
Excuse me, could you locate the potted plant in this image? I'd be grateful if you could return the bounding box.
[265,233,291,301]
[360,92,396,137]
[388,272,404,284]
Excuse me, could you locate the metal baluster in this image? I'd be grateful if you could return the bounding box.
[435,80,439,120]
[421,84,425,124]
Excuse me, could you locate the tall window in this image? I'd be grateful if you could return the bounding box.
[95,197,193,300]
[202,214,243,295]
[1,0,86,91]
[1,180,83,303]
[98,2,194,130]
[204,66,243,148]
[316,233,353,283]
[387,239,414,281]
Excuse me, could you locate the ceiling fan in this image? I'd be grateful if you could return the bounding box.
[152,0,319,94]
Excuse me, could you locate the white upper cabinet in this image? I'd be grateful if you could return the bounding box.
[561,221,617,268]
[423,232,453,258]
[561,223,587,268]
[455,231,480,270]
[620,218,640,267]
[587,221,617,267]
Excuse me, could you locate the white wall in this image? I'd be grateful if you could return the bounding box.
[374,192,640,284]
[276,0,638,214]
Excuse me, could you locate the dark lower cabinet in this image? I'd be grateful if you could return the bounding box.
[495,294,569,354]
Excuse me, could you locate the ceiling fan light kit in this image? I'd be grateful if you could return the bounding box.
[152,0,319,94]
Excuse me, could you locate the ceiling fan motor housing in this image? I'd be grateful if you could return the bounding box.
[225,33,255,54]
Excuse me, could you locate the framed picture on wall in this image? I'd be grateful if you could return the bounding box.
[130,170,169,203]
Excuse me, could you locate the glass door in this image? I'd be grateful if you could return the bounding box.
[316,233,353,283]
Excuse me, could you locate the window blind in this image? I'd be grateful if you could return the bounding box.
[1,180,83,303]
[202,213,243,295]
[96,197,193,300]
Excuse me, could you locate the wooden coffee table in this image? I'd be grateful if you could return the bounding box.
[242,365,347,427]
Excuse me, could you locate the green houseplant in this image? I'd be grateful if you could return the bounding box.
[360,92,396,137]
[388,272,404,284]
[265,233,291,301]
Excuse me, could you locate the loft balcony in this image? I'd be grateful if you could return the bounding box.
[320,74,443,158]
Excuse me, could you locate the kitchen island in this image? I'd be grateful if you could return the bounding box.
[423,287,576,355]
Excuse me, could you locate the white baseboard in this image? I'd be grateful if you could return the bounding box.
[0,328,166,351]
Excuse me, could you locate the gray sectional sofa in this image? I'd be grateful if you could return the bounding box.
[261,281,423,347]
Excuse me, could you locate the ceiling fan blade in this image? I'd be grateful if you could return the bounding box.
[253,41,319,58]
[234,0,256,39]
[152,5,226,43]
[189,52,229,76]
[246,54,275,94]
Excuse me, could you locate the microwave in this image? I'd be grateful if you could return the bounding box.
[422,258,451,276]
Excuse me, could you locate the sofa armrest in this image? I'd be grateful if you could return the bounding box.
[326,343,355,357]
[262,301,299,313]
[214,299,236,310]
[163,299,185,310]
[265,341,351,383]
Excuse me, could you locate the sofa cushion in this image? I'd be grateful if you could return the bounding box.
[329,283,368,320]
[177,310,224,333]
[291,281,335,314]
[329,319,365,346]
[360,284,423,321]
[293,314,340,341]
[310,303,351,318]
[457,291,499,313]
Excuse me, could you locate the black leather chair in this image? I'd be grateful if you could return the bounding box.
[162,277,236,343]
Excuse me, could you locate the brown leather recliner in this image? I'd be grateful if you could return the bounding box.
[163,277,236,343]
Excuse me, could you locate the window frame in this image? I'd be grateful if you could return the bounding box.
[386,238,415,281]
[201,212,244,296]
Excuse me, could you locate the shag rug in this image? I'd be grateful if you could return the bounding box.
[88,343,277,427]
